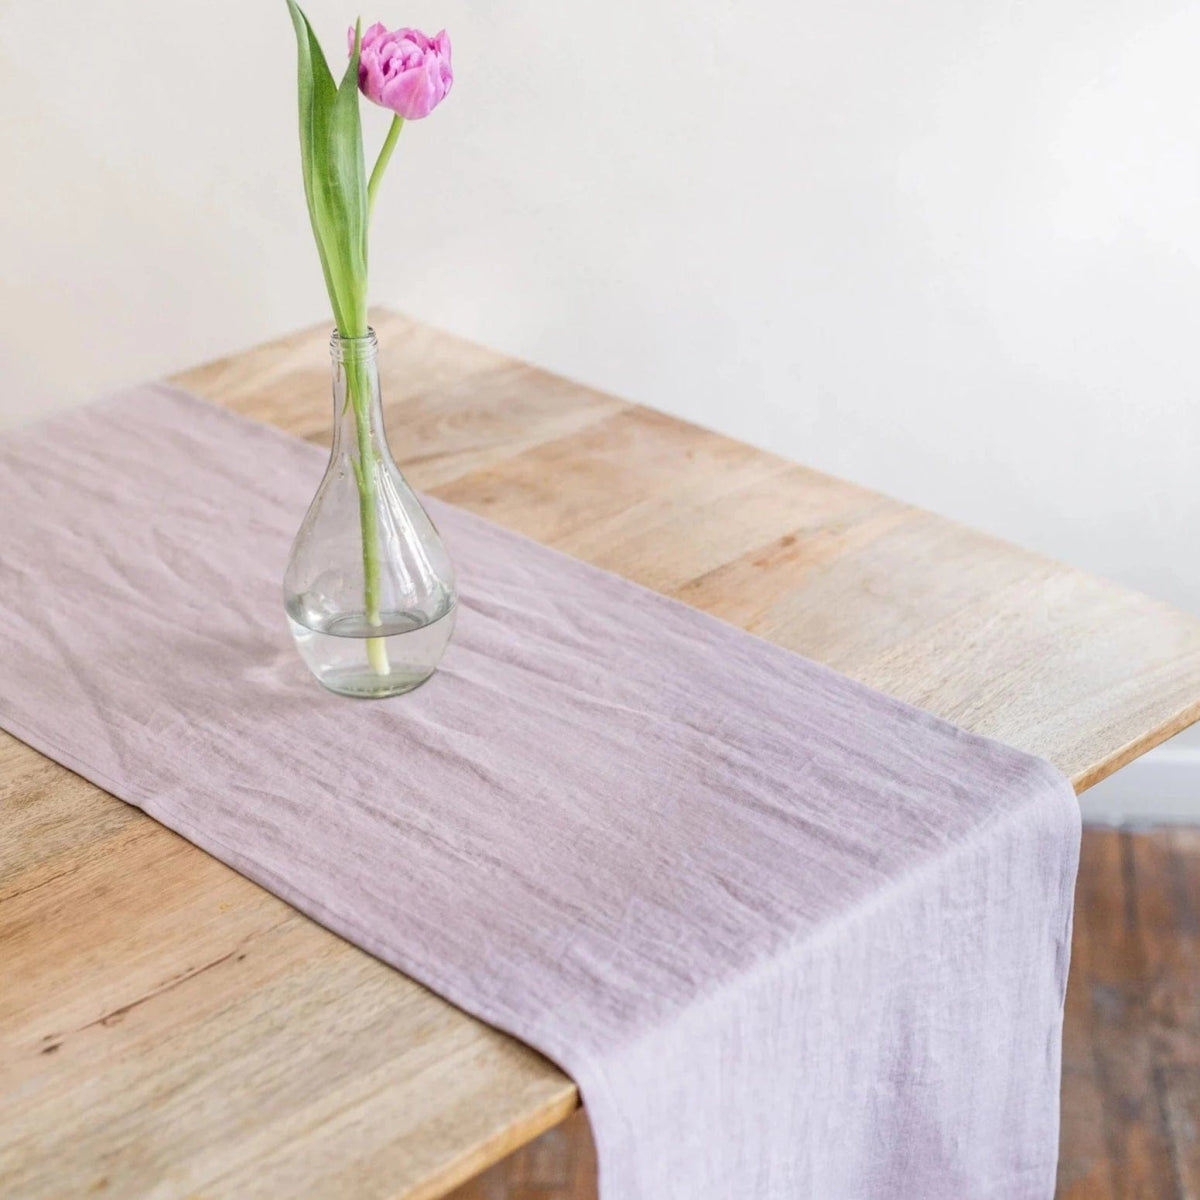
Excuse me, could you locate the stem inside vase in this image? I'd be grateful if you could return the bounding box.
[346,353,391,675]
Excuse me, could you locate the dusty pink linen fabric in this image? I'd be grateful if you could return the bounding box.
[0,385,1080,1200]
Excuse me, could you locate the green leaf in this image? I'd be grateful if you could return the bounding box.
[286,3,369,338]
[325,19,369,337]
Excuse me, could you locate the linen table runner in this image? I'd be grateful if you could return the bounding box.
[0,386,1080,1200]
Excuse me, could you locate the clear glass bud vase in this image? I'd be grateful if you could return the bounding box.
[284,329,457,698]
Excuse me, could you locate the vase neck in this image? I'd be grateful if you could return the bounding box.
[329,329,391,460]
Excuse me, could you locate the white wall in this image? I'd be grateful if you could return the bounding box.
[2,1,1197,812]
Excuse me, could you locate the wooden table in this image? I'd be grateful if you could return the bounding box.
[3,310,1199,1200]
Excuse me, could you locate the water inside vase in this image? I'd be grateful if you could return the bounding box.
[287,599,457,699]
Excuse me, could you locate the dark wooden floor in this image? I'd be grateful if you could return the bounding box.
[449,828,1200,1200]
[1059,827,1200,1199]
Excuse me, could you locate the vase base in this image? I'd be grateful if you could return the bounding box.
[316,666,438,699]
[287,604,457,700]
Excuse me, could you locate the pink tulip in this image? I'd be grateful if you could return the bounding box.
[349,23,453,120]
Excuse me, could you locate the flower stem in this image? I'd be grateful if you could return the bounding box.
[367,115,404,222]
[345,353,391,675]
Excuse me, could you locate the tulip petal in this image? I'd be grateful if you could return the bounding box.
[350,22,453,119]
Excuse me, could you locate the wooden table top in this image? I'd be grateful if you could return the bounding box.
[3,309,1199,1200]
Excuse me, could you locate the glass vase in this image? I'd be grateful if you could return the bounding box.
[284,329,457,698]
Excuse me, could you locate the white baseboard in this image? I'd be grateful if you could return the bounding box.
[1080,743,1200,826]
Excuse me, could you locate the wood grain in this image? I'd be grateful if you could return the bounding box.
[2,309,1199,1199]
